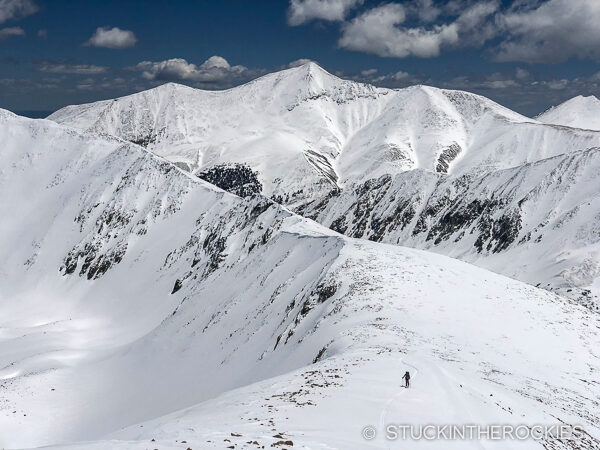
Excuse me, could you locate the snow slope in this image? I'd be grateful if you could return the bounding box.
[537,95,600,131]
[48,63,600,203]
[299,148,600,304]
[1,110,600,449]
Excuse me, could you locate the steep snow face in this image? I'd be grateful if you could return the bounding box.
[48,63,600,203]
[299,148,600,305]
[2,111,600,449]
[537,95,600,131]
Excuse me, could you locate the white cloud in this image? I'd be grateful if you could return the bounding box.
[131,56,255,88]
[338,1,504,59]
[37,62,107,74]
[0,25,24,40]
[493,0,600,63]
[392,71,410,80]
[337,0,600,63]
[360,68,377,76]
[287,0,362,26]
[350,68,424,88]
[288,0,600,64]
[515,67,531,80]
[339,3,460,58]
[84,27,137,49]
[287,58,314,68]
[37,28,46,38]
[74,76,128,91]
[545,79,569,90]
[482,79,519,89]
[0,0,37,24]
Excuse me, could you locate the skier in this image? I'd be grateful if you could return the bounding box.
[402,371,410,388]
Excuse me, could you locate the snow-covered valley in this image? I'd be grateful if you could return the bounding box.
[1,108,600,449]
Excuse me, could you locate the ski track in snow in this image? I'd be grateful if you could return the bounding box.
[378,356,419,450]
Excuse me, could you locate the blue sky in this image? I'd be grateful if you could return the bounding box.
[1,0,599,116]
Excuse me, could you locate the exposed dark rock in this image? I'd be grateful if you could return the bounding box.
[303,149,338,186]
[197,164,262,197]
[369,199,416,242]
[202,230,227,275]
[130,134,156,148]
[473,210,522,253]
[249,198,273,220]
[330,215,348,234]
[427,199,489,243]
[315,283,337,303]
[313,346,327,363]
[435,143,462,173]
[171,279,183,294]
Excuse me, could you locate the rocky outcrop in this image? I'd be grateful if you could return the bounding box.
[197,164,263,197]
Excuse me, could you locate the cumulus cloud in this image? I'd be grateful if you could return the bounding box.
[130,56,259,88]
[0,25,24,40]
[332,0,600,63]
[338,1,505,59]
[0,0,37,24]
[338,3,461,58]
[84,26,137,49]
[287,0,362,26]
[493,0,600,63]
[37,62,107,74]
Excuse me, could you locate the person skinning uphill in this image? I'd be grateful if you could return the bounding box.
[402,371,410,388]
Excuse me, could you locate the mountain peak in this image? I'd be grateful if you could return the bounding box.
[151,81,196,93]
[537,94,600,130]
[285,60,339,86]
[301,60,329,74]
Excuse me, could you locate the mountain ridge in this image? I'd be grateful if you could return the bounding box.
[46,64,600,302]
[2,110,599,448]
[48,62,600,195]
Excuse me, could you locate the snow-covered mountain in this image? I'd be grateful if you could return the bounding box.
[48,63,600,203]
[48,63,600,303]
[3,110,600,449]
[537,95,600,131]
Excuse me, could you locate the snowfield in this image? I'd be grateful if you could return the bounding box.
[1,110,599,449]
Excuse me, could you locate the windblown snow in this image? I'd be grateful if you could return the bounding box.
[1,109,600,449]
[48,63,600,304]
